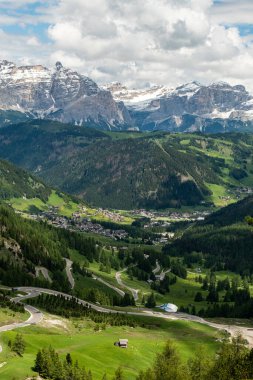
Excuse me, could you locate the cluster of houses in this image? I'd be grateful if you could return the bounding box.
[152,232,175,245]
[31,210,129,240]
[72,207,125,223]
[27,204,211,246]
[73,219,128,240]
[129,209,210,223]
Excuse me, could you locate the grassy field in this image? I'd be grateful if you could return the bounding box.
[0,314,221,380]
[8,190,80,217]
[0,308,28,327]
[205,183,236,207]
[8,189,135,224]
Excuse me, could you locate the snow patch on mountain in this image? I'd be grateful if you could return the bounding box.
[102,82,173,111]
[104,80,253,132]
[0,60,131,128]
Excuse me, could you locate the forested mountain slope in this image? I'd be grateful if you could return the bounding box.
[0,204,97,291]
[201,195,253,226]
[168,195,253,274]
[0,159,51,201]
[1,121,253,209]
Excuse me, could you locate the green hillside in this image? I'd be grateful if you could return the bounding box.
[0,121,253,209]
[0,159,51,201]
[168,195,253,274]
[202,195,253,226]
[0,204,121,305]
[0,159,83,217]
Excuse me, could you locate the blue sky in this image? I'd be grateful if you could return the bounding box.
[1,0,253,90]
[1,1,51,42]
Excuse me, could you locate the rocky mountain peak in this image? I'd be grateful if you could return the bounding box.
[55,61,63,71]
[0,59,131,128]
[106,79,253,132]
[0,60,16,79]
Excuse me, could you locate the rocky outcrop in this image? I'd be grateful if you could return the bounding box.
[107,81,253,132]
[0,60,132,129]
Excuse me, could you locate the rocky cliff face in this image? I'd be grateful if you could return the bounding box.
[0,60,132,129]
[1,58,253,133]
[106,81,253,132]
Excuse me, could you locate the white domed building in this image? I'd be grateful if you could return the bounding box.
[159,303,178,313]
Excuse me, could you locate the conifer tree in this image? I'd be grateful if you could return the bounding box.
[12,333,25,356]
[145,292,156,308]
[66,353,72,366]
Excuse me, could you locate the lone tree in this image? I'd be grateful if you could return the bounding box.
[66,353,72,366]
[12,333,25,356]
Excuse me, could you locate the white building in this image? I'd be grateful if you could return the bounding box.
[159,303,178,313]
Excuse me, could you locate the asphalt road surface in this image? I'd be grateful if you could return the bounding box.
[1,285,253,354]
[0,293,43,353]
[115,268,139,301]
[15,287,253,346]
[64,258,75,289]
[92,274,125,297]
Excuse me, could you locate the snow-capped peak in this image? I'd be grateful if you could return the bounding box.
[102,83,173,110]
[171,81,201,99]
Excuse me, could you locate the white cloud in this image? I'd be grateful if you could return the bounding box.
[27,36,40,46]
[1,0,253,91]
[211,1,253,26]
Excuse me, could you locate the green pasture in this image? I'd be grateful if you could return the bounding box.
[0,314,221,380]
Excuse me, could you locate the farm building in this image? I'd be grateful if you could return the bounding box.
[114,339,129,348]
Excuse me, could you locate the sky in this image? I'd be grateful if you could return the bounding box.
[1,0,253,89]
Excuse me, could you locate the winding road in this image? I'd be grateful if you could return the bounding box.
[1,263,251,348]
[64,257,125,297]
[115,268,139,301]
[92,274,125,297]
[0,304,43,333]
[64,258,75,289]
[35,266,52,284]
[12,287,253,345]
[0,291,43,354]
[1,285,253,358]
[152,260,161,275]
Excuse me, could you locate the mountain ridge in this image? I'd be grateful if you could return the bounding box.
[1,58,253,133]
[1,120,253,209]
[104,80,253,132]
[0,59,132,129]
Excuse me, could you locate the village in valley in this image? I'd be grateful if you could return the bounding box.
[26,204,211,245]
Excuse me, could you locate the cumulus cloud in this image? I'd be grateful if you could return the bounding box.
[1,0,253,90]
[211,0,253,26]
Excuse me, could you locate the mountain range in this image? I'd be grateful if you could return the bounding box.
[1,59,253,133]
[105,81,253,132]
